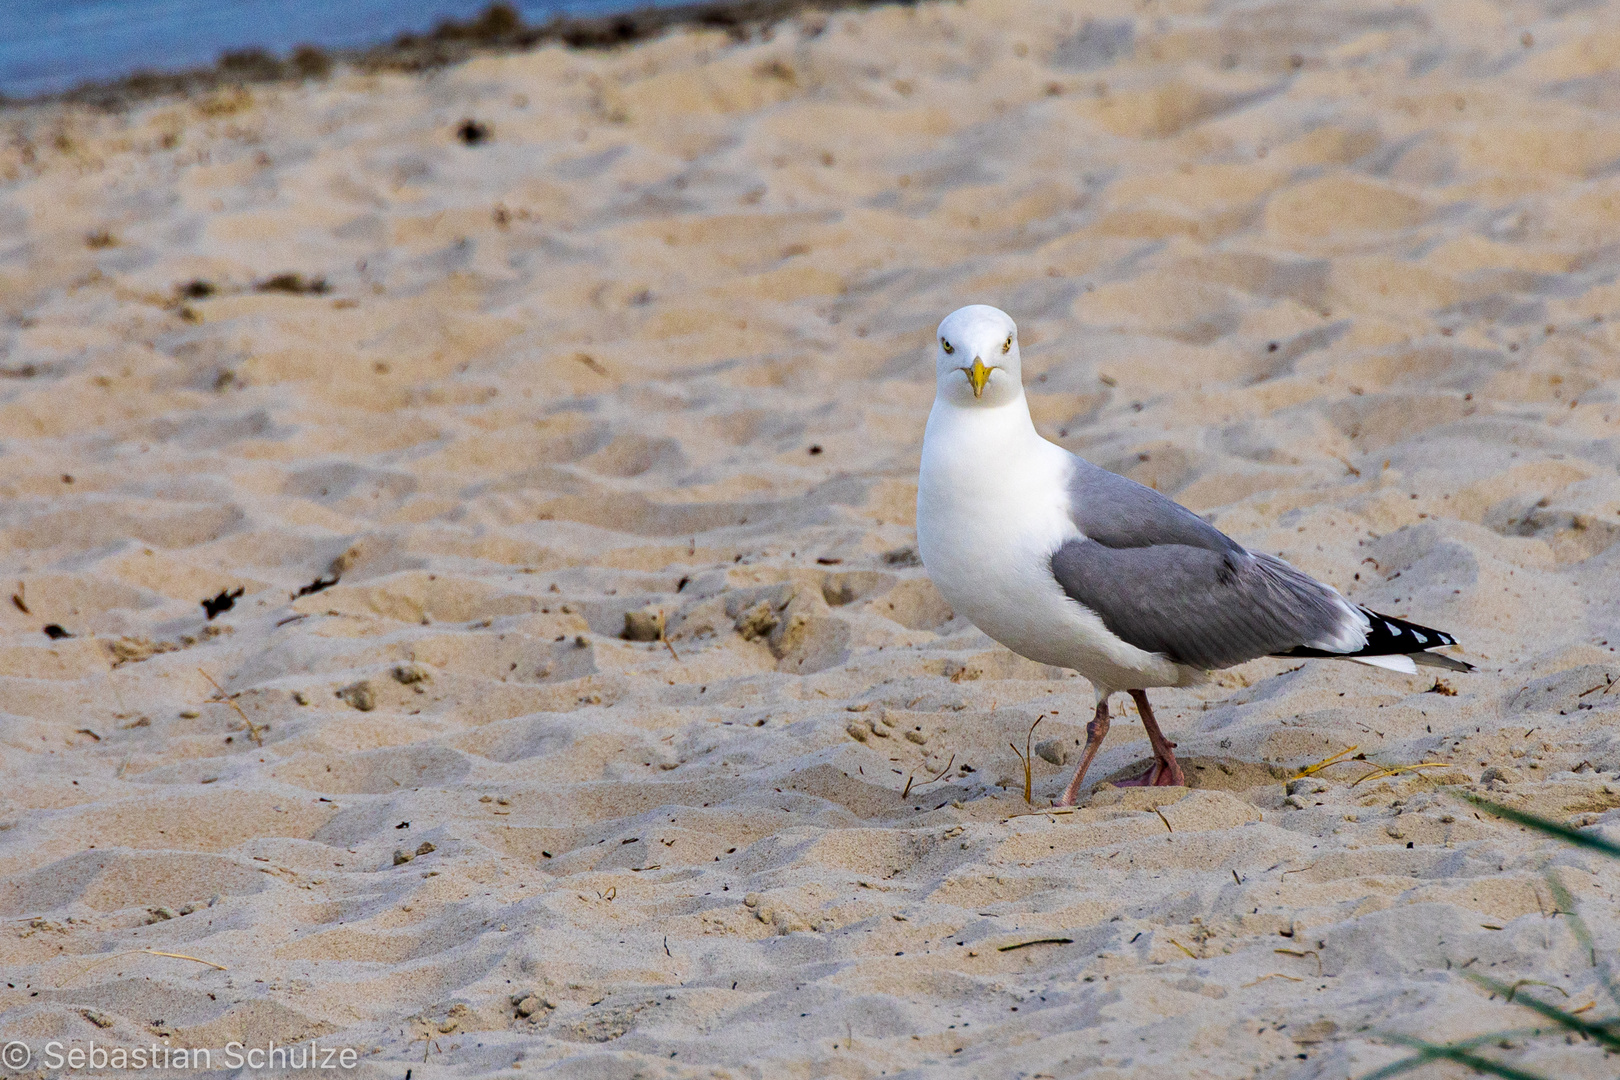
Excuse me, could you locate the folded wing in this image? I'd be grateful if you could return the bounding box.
[1051,538,1358,670]
[1057,455,1469,672]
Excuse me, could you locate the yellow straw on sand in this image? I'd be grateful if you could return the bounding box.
[1283,745,1358,790]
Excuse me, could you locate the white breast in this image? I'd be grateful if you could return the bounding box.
[916,395,1184,693]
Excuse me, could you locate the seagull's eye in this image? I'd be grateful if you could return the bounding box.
[941,339,954,354]
[1002,334,1013,354]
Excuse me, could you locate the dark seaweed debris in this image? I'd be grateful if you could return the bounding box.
[256,274,328,295]
[43,624,72,639]
[293,574,340,599]
[201,586,245,620]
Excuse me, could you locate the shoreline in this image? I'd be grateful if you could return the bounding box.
[0,0,907,111]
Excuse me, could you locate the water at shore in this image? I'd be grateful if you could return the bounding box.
[0,0,657,99]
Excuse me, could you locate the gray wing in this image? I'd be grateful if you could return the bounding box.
[1067,457,1240,554]
[1056,457,1350,670]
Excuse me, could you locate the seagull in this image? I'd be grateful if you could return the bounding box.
[916,304,1472,806]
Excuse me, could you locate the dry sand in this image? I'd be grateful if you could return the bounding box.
[3,0,1620,1076]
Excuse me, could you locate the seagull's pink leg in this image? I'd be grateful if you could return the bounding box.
[1115,689,1186,787]
[1057,697,1110,807]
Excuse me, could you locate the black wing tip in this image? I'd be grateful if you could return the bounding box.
[1277,607,1473,670]
[1358,608,1458,650]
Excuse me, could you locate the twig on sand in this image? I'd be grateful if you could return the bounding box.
[575,353,610,378]
[1243,973,1304,987]
[1351,761,1452,787]
[142,949,227,970]
[1007,714,1044,805]
[1168,938,1197,959]
[998,937,1073,952]
[1152,806,1173,833]
[903,753,955,799]
[1275,948,1323,976]
[1577,674,1616,697]
[1500,979,1567,1004]
[658,611,680,662]
[1285,745,1358,790]
[199,668,264,746]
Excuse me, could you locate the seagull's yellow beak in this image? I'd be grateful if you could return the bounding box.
[965,358,992,398]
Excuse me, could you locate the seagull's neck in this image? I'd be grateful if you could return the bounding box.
[924,391,1046,459]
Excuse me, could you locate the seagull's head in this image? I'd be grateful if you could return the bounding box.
[935,304,1022,407]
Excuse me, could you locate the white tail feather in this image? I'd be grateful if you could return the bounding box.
[1347,653,1418,674]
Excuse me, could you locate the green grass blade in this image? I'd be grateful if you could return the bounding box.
[1357,1051,1441,1080]
[1543,873,1594,956]
[1374,1033,1553,1080]
[1455,792,1620,859]
[1465,974,1620,1049]
[1371,792,1620,1078]
[1544,871,1620,1013]
[1362,1026,1552,1078]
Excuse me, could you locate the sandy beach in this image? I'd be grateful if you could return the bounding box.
[3,0,1620,1075]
